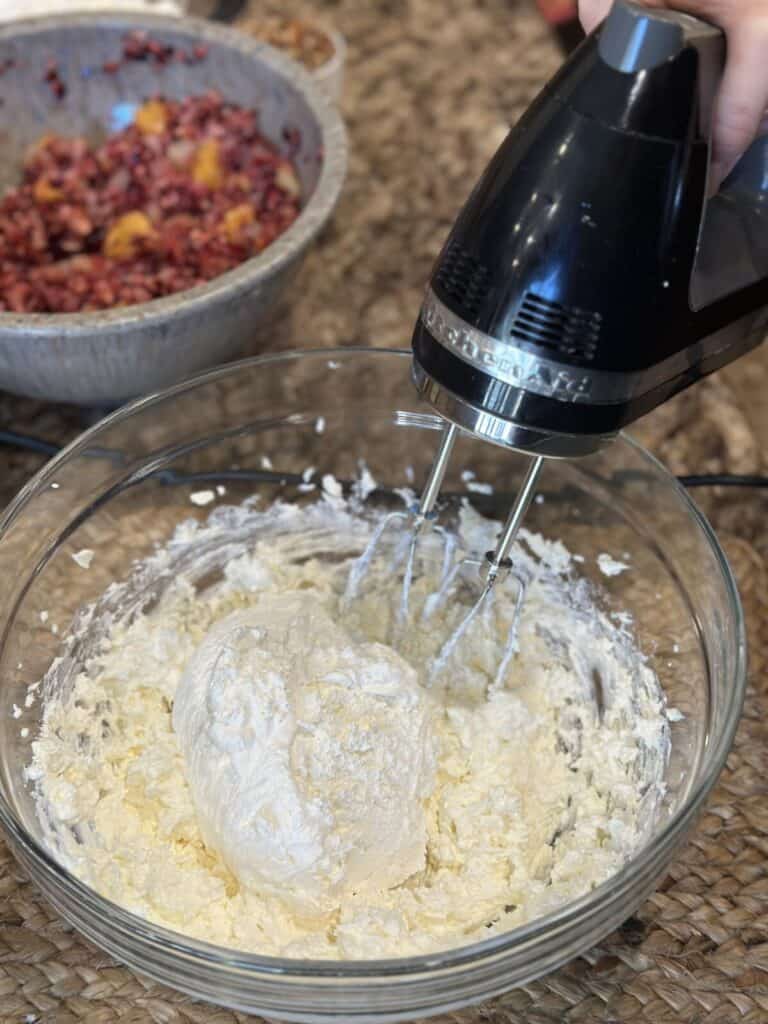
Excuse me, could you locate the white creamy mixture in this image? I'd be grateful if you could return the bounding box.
[28,494,670,959]
[173,598,435,916]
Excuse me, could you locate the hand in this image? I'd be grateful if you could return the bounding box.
[578,0,768,189]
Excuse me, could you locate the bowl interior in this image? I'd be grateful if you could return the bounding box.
[0,16,324,203]
[0,349,738,862]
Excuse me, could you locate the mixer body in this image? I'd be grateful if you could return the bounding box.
[411,0,768,458]
[360,1,768,677]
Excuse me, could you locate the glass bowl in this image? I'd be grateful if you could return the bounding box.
[0,348,745,1022]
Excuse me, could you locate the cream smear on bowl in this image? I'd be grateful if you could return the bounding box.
[25,481,672,959]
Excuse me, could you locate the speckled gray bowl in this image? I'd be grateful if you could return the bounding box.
[0,13,346,405]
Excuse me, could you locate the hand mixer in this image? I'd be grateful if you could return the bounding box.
[349,0,768,677]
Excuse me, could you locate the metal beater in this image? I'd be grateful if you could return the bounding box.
[353,0,768,682]
[344,419,542,680]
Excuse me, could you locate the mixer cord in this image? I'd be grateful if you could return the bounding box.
[1,430,768,492]
[676,474,768,488]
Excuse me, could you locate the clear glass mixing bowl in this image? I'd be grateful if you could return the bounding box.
[0,349,746,1022]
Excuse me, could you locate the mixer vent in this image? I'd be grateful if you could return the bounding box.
[434,241,491,319]
[510,292,601,361]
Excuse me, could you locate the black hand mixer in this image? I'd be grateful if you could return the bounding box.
[348,0,768,677]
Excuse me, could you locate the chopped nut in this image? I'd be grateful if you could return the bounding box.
[228,172,252,191]
[275,162,301,198]
[192,139,223,189]
[103,211,154,261]
[167,139,194,166]
[134,99,168,135]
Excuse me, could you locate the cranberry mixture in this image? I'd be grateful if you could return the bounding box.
[0,92,302,313]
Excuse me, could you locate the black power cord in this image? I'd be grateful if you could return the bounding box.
[1,431,59,458]
[678,474,768,488]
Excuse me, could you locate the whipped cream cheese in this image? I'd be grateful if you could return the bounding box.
[173,597,435,916]
[28,494,670,959]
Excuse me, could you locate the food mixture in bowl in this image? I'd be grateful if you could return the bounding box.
[241,16,335,71]
[27,482,674,959]
[0,92,301,312]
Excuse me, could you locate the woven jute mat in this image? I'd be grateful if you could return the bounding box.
[2,1,768,1021]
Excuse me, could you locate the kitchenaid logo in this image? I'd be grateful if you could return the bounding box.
[421,291,593,403]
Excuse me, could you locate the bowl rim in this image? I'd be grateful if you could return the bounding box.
[0,12,347,336]
[0,346,748,978]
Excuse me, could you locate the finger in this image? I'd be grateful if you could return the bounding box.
[710,19,768,189]
[578,0,614,33]
[578,0,680,37]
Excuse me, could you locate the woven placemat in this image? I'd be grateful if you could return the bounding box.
[2,1,768,1021]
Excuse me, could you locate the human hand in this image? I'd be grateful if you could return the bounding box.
[578,0,768,189]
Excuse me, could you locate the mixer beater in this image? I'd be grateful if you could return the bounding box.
[345,420,543,682]
[342,424,459,647]
[355,0,768,683]
[411,436,544,682]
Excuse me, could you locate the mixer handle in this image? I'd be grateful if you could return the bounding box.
[599,0,723,142]
[599,0,768,315]
[598,1,768,199]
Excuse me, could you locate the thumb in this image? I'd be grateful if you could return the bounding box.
[710,19,768,189]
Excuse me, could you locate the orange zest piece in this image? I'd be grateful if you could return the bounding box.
[134,99,168,135]
[191,139,223,189]
[33,178,64,204]
[222,203,255,243]
[103,211,154,261]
